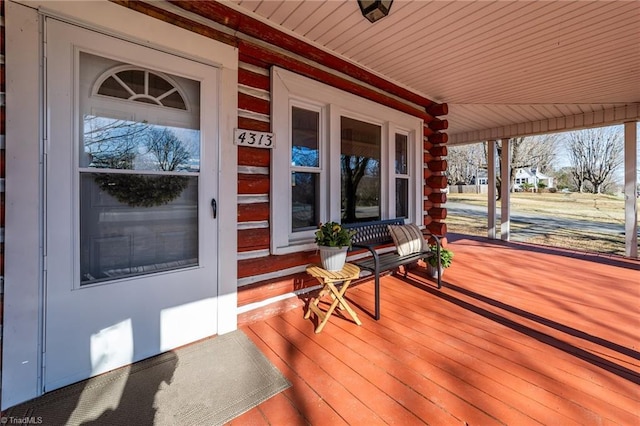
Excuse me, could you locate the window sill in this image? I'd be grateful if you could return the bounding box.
[272,240,318,256]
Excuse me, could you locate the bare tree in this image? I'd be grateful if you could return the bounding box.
[483,135,557,199]
[83,116,149,169]
[145,128,192,171]
[447,144,485,184]
[565,127,623,194]
[503,135,557,190]
[341,155,372,223]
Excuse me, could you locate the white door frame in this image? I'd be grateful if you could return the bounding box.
[3,0,238,409]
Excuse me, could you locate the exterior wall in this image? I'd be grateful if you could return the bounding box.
[112,1,448,323]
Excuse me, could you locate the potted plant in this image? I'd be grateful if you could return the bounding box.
[426,244,454,278]
[315,222,356,271]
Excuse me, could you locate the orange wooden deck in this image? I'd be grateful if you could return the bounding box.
[234,234,639,425]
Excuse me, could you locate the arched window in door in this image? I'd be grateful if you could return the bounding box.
[94,66,189,110]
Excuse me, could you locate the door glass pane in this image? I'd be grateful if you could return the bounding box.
[79,53,201,285]
[341,116,381,223]
[292,172,319,231]
[80,174,198,284]
[81,116,200,171]
[292,107,319,167]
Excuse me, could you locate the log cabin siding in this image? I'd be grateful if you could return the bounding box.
[237,116,270,133]
[92,1,449,317]
[238,146,270,168]
[238,202,270,223]
[238,173,270,194]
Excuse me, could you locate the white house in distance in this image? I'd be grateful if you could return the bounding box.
[514,168,554,191]
[476,168,554,191]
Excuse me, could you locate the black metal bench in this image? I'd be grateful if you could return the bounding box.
[344,218,441,320]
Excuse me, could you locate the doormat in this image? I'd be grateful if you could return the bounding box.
[4,330,291,425]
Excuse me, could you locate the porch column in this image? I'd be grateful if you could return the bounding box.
[624,121,638,258]
[500,138,511,241]
[487,140,497,239]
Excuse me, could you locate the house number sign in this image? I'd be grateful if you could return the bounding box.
[234,129,275,149]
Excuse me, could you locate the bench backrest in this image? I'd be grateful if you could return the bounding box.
[343,218,405,247]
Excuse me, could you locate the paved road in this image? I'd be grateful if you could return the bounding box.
[446,201,637,242]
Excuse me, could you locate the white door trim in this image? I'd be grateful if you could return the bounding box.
[3,0,238,409]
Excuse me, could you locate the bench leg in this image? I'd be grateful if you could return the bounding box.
[374,273,380,321]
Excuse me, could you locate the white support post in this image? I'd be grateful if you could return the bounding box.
[500,138,511,241]
[624,121,638,258]
[487,140,497,239]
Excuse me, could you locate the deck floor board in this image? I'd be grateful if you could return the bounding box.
[240,235,640,425]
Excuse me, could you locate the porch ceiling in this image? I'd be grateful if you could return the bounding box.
[229,0,640,144]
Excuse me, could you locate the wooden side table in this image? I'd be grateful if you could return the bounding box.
[305,263,362,333]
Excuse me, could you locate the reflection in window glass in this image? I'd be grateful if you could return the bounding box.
[116,70,145,95]
[396,178,409,218]
[97,76,130,99]
[395,133,409,218]
[80,174,198,284]
[292,107,319,167]
[395,134,408,174]
[81,115,200,172]
[292,172,319,231]
[341,116,381,223]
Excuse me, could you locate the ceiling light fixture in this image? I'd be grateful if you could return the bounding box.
[357,0,393,23]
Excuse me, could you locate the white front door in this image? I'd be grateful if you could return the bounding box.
[44,18,220,391]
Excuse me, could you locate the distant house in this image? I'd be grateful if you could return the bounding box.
[514,168,554,190]
[475,168,554,190]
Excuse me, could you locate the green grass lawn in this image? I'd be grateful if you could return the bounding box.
[445,191,638,257]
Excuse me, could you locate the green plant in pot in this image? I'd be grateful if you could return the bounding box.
[426,244,454,278]
[315,222,356,271]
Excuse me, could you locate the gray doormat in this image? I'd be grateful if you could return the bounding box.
[4,330,291,425]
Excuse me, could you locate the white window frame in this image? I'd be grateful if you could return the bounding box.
[271,67,423,255]
[289,100,326,240]
[392,130,412,219]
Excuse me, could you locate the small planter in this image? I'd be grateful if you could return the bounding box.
[318,246,348,271]
[426,245,453,279]
[427,264,443,279]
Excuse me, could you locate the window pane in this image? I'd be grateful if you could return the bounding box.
[148,73,175,98]
[97,76,130,99]
[292,172,319,231]
[116,69,145,95]
[80,173,198,284]
[396,178,409,218]
[161,91,187,110]
[395,133,408,174]
[341,116,381,223]
[292,107,320,167]
[81,115,200,172]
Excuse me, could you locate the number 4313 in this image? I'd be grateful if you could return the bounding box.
[234,129,274,148]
